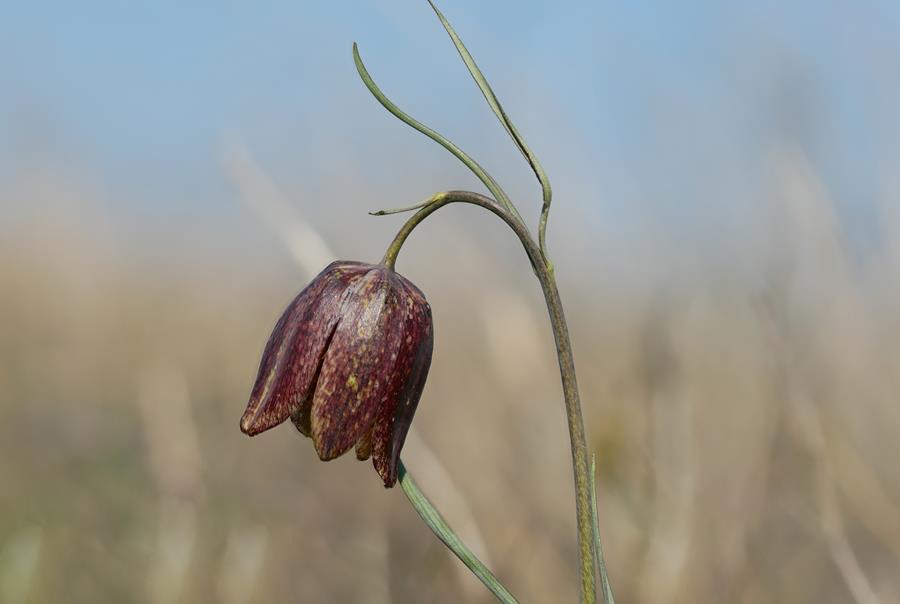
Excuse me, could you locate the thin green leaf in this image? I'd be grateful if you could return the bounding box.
[590,454,616,604]
[352,43,522,223]
[426,0,553,262]
[398,461,519,604]
[369,196,438,216]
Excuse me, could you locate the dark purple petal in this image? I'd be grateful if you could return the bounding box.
[240,259,434,487]
[372,274,433,487]
[310,267,409,460]
[355,427,374,461]
[290,406,312,437]
[239,261,368,436]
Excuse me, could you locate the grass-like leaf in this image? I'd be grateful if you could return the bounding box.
[352,43,522,222]
[368,196,437,216]
[426,0,553,262]
[590,454,616,604]
[399,461,520,604]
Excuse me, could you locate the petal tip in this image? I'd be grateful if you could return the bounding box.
[380,465,398,488]
[373,451,399,488]
[312,434,342,461]
[239,410,262,436]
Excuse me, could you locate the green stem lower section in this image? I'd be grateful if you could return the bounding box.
[384,190,598,603]
[399,461,519,604]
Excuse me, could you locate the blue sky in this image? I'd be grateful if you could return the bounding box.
[2,1,899,257]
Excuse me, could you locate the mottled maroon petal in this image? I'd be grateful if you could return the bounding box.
[310,267,408,460]
[290,405,312,437]
[241,260,434,488]
[372,274,433,487]
[355,427,374,461]
[239,261,368,436]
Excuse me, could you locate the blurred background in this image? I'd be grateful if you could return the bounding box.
[2,1,900,602]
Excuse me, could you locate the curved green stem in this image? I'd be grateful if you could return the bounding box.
[399,461,519,604]
[383,190,598,603]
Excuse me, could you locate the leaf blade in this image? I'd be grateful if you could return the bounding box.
[426,0,553,260]
[352,43,522,222]
[399,460,520,604]
[590,454,617,604]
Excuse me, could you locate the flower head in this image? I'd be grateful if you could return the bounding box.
[240,261,433,487]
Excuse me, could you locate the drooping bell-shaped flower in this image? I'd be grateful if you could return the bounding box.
[240,261,433,487]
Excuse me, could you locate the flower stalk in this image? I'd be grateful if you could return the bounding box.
[381,190,597,601]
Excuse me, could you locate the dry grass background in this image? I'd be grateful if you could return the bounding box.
[2,135,899,604]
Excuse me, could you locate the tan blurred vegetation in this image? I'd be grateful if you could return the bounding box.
[2,141,900,604]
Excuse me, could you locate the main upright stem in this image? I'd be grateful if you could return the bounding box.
[383,190,597,603]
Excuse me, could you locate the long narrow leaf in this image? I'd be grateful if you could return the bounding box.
[426,0,553,260]
[352,43,522,222]
[590,454,616,604]
[399,461,519,604]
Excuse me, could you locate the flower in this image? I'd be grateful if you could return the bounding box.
[240,260,433,487]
